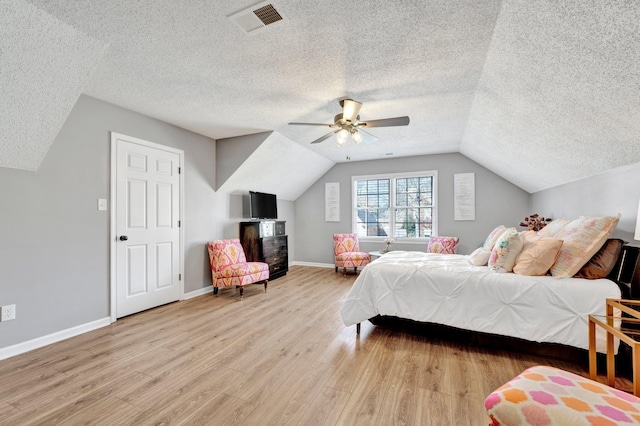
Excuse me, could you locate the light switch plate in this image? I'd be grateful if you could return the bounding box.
[97,198,107,211]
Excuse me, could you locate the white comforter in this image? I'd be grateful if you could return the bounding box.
[340,251,621,352]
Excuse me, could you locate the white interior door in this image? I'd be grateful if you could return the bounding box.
[112,133,182,318]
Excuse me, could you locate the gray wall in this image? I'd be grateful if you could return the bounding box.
[4,91,633,353]
[0,95,230,349]
[531,162,640,243]
[294,153,530,264]
[215,132,270,190]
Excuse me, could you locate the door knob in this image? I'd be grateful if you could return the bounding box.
[119,235,128,241]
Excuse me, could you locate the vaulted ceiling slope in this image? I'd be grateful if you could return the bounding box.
[3,0,639,195]
[1,0,106,170]
[216,131,334,201]
[461,1,640,192]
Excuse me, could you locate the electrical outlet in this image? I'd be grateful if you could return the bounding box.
[1,304,16,321]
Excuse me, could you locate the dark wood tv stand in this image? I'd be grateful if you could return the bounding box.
[240,221,288,280]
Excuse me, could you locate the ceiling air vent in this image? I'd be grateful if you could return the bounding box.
[228,2,285,34]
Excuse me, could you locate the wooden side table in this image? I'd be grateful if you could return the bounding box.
[589,298,640,396]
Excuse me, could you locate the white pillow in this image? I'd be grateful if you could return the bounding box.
[482,225,507,251]
[537,219,570,238]
[488,227,524,272]
[468,247,491,266]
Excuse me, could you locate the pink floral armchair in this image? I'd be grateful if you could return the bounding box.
[207,239,269,299]
[427,236,459,254]
[333,234,371,277]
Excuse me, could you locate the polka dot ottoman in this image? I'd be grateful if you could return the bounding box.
[485,365,640,425]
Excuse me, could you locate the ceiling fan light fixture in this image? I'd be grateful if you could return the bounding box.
[351,130,363,144]
[341,99,362,123]
[336,129,349,146]
[288,98,410,145]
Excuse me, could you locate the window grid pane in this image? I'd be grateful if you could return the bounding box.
[355,177,392,238]
[392,176,433,237]
[394,207,433,238]
[356,175,433,239]
[356,207,390,237]
[396,177,432,207]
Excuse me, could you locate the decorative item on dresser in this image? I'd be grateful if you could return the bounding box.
[240,221,288,280]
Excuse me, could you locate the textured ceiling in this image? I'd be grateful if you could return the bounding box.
[1,0,106,170]
[3,0,640,194]
[461,0,640,192]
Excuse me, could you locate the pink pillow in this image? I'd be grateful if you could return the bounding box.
[427,236,459,254]
[550,215,620,278]
[513,234,563,276]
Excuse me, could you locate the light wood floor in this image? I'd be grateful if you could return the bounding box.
[0,266,632,425]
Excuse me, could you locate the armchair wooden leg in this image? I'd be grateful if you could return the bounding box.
[335,266,338,273]
[354,267,358,273]
[357,323,361,334]
[343,267,347,278]
[213,286,219,295]
[264,280,268,293]
[239,286,244,300]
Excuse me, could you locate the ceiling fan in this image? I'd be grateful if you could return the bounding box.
[289,99,410,146]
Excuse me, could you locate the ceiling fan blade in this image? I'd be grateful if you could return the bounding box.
[289,122,335,127]
[310,129,340,144]
[360,116,410,128]
[342,99,362,123]
[359,129,378,145]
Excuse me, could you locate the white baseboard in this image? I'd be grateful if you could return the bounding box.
[290,261,334,269]
[0,317,111,361]
[183,286,212,300]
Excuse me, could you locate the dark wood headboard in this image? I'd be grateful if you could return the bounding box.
[608,245,640,299]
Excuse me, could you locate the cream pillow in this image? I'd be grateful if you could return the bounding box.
[513,234,563,276]
[488,228,524,272]
[468,247,491,266]
[483,225,506,251]
[550,215,620,278]
[537,219,570,238]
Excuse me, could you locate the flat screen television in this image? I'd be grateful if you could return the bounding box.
[248,191,278,220]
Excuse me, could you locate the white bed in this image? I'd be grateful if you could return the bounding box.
[340,251,622,353]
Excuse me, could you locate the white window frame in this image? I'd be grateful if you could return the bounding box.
[352,170,438,242]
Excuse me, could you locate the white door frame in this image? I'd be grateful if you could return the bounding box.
[109,132,185,323]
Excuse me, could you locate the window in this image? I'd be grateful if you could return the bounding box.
[353,171,437,239]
